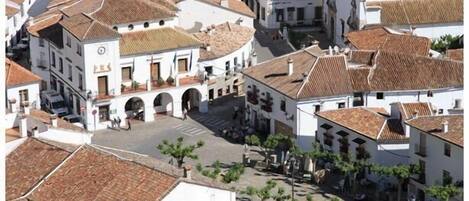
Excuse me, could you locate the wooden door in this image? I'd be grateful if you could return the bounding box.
[178,58,188,72]
[98,76,108,95]
[151,62,160,81]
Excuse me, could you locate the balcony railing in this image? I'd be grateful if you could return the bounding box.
[414,144,427,157]
[324,139,333,146]
[412,173,426,185]
[247,91,258,105]
[260,96,273,112]
[356,147,370,160]
[340,146,348,154]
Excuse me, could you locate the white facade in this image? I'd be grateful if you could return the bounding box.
[5,0,37,47]
[6,82,41,113]
[163,182,236,201]
[255,0,322,29]
[243,79,463,150]
[177,0,254,30]
[323,0,464,46]
[408,125,463,201]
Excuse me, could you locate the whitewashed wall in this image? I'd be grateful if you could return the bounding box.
[162,182,236,201]
[113,17,178,33]
[7,82,41,109]
[37,128,93,144]
[177,0,254,30]
[258,0,319,28]
[389,22,464,40]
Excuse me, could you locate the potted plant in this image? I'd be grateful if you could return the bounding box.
[131,81,139,90]
[157,77,165,86]
[121,84,125,92]
[166,76,175,85]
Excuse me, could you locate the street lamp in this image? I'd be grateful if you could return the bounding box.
[289,157,297,200]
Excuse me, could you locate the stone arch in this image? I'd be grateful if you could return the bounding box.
[181,88,202,111]
[125,97,145,120]
[154,92,173,116]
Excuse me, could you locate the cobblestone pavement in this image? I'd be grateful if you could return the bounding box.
[92,95,351,201]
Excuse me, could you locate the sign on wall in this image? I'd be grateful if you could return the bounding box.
[94,63,111,74]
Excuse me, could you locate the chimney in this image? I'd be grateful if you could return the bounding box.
[312,40,319,46]
[221,0,229,8]
[50,114,58,128]
[28,17,34,26]
[328,46,333,55]
[9,99,17,113]
[251,52,257,66]
[287,58,293,76]
[20,115,28,137]
[32,126,39,137]
[24,106,30,115]
[183,165,192,179]
[405,124,410,138]
[442,121,449,133]
[411,25,417,35]
[333,46,339,55]
[412,110,419,119]
[205,43,211,52]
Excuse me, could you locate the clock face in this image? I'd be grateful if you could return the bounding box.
[97,46,106,55]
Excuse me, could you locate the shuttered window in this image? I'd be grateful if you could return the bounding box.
[178,58,188,72]
[151,63,160,81]
[122,67,132,81]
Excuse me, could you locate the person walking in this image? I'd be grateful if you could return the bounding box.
[127,118,132,131]
[117,117,121,129]
[183,108,188,120]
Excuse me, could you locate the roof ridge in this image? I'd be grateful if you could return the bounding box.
[295,54,321,98]
[376,118,388,140]
[85,0,105,15]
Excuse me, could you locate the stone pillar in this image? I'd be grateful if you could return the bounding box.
[143,105,154,122]
[20,115,28,137]
[146,79,151,91]
[173,100,183,118]
[50,114,58,127]
[175,74,180,87]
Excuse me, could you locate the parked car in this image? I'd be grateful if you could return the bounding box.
[41,90,68,117]
[63,114,83,127]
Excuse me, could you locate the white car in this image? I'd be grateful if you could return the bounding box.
[41,90,68,117]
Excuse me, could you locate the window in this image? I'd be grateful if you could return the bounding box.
[78,74,83,90]
[177,58,188,72]
[98,105,110,122]
[444,143,451,157]
[128,24,134,30]
[159,20,165,26]
[338,102,345,108]
[13,16,17,27]
[234,57,238,67]
[59,81,65,97]
[261,7,266,20]
[438,109,444,114]
[75,95,80,114]
[51,52,56,67]
[144,22,149,28]
[341,19,345,38]
[376,92,384,100]
[19,89,28,105]
[280,100,286,112]
[76,45,82,56]
[68,65,73,81]
[122,67,132,80]
[287,7,295,21]
[66,36,71,47]
[275,9,284,22]
[51,76,57,90]
[443,170,452,186]
[225,61,230,76]
[20,6,24,17]
[39,38,45,47]
[113,26,118,31]
[297,7,305,21]
[314,105,321,113]
[205,66,213,76]
[427,90,433,97]
[59,58,63,73]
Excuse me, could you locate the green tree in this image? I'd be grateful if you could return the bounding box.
[222,163,245,183]
[370,164,420,201]
[241,180,291,201]
[196,161,221,180]
[245,134,293,163]
[425,184,461,201]
[157,137,204,168]
[431,34,463,53]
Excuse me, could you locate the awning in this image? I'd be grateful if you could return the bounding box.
[352,137,366,144]
[320,123,333,130]
[336,130,349,137]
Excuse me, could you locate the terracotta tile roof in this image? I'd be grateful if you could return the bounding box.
[60,13,119,41]
[27,14,63,37]
[367,51,463,91]
[120,27,202,56]
[6,5,19,17]
[346,27,431,56]
[9,0,25,4]
[398,102,434,120]
[317,107,407,142]
[446,48,463,61]
[5,59,41,87]
[348,50,375,65]
[194,22,255,61]
[28,146,178,200]
[28,109,86,132]
[193,0,255,17]
[243,46,354,100]
[6,138,73,200]
[88,0,176,26]
[367,0,463,25]
[348,68,371,91]
[407,115,463,147]
[6,128,21,143]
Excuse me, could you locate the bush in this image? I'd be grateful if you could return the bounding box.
[157,77,165,86]
[166,76,175,85]
[131,81,139,90]
[222,163,245,183]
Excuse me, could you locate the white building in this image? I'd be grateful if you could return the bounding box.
[5,58,41,113]
[242,45,463,150]
[193,22,256,100]
[28,0,211,130]
[6,138,236,201]
[5,0,38,48]
[406,115,463,201]
[315,102,434,183]
[177,0,255,31]
[323,0,464,46]
[246,0,322,29]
